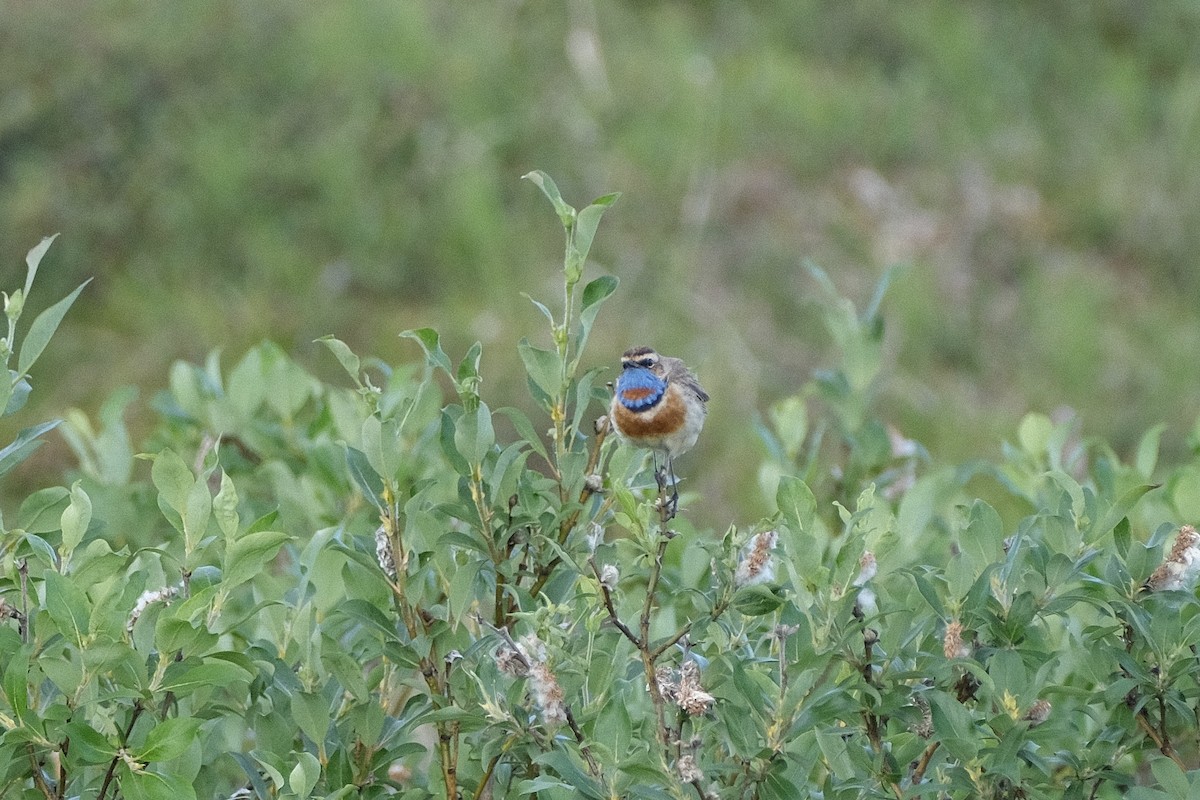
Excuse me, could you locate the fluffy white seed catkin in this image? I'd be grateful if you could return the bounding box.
[600,564,619,590]
[735,530,778,587]
[676,660,715,716]
[528,661,567,726]
[854,551,877,587]
[676,753,703,784]
[586,522,605,553]
[943,620,971,659]
[854,550,879,615]
[1023,699,1052,726]
[1145,524,1200,592]
[375,525,397,579]
[126,585,181,633]
[496,635,566,726]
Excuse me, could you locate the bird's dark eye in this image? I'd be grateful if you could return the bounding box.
[637,358,655,368]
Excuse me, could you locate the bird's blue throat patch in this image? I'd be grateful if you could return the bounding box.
[616,367,666,410]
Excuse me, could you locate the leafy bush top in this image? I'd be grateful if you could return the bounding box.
[2,177,1200,800]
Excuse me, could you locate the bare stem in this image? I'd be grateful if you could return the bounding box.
[564,705,603,779]
[909,740,940,785]
[97,702,144,800]
[641,536,672,745]
[19,559,30,643]
[589,555,641,647]
[24,745,53,800]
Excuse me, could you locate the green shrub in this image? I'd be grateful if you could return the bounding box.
[2,177,1200,799]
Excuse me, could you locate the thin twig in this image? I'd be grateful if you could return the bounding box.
[589,556,641,647]
[18,559,30,643]
[524,421,611,606]
[909,740,940,785]
[473,753,503,800]
[641,535,672,746]
[24,745,53,800]
[97,702,144,800]
[564,705,603,778]
[1135,709,1185,768]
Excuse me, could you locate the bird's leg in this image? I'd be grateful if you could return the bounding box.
[663,456,680,520]
[648,454,678,521]
[652,454,669,492]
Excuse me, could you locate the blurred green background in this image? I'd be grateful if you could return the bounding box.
[3,0,1200,520]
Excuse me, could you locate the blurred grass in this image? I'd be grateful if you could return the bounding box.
[2,0,1200,520]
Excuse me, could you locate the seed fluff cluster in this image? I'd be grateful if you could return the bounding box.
[1144,524,1200,592]
[126,584,182,633]
[735,530,777,587]
[495,634,566,727]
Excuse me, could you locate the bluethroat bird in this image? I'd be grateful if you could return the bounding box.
[610,346,709,518]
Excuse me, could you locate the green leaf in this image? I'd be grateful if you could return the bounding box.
[150,449,194,515]
[573,192,620,265]
[776,475,816,535]
[521,293,556,326]
[0,374,13,419]
[24,234,59,298]
[907,573,945,618]
[457,340,483,389]
[17,277,92,377]
[731,584,786,616]
[439,409,472,477]
[1017,412,1053,458]
[346,446,384,509]
[362,415,401,482]
[454,402,495,466]
[1089,483,1158,544]
[522,170,575,227]
[44,570,91,646]
[1135,423,1168,479]
[447,558,484,623]
[3,645,31,723]
[517,338,562,398]
[225,347,267,416]
[577,275,618,353]
[19,486,70,533]
[135,717,204,763]
[183,476,212,553]
[289,751,322,799]
[223,530,291,589]
[160,659,253,696]
[815,729,856,781]
[569,369,598,439]
[154,619,217,662]
[19,531,58,566]
[769,396,808,460]
[119,766,197,800]
[5,375,30,415]
[400,328,452,375]
[40,649,84,694]
[1149,756,1190,800]
[248,509,279,533]
[335,599,399,639]
[212,470,240,540]
[317,335,362,383]
[0,419,61,479]
[62,717,119,764]
[292,691,332,745]
[59,481,93,555]
[928,690,980,761]
[961,500,1004,569]
[581,275,618,311]
[496,406,549,462]
[263,348,320,418]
